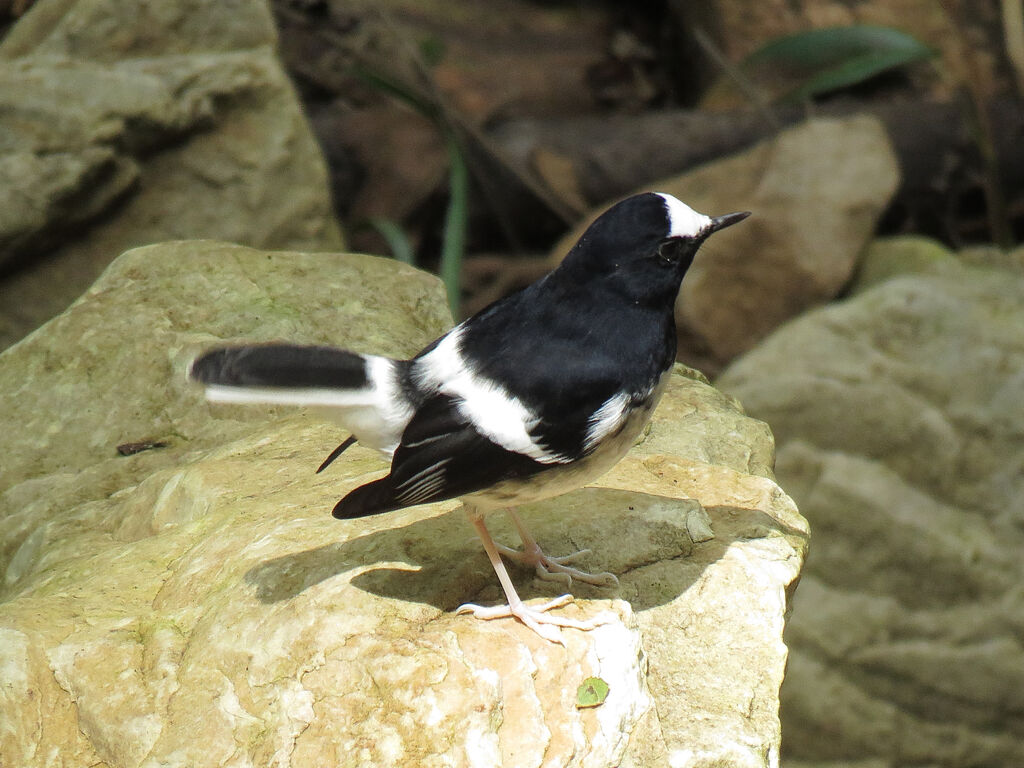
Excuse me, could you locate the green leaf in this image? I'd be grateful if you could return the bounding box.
[742,25,935,102]
[353,60,467,318]
[576,676,610,709]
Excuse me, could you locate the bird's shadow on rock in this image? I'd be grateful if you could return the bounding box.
[244,486,792,614]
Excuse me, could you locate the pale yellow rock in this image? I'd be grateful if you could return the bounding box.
[849,235,960,293]
[0,0,344,349]
[0,243,807,767]
[0,241,451,581]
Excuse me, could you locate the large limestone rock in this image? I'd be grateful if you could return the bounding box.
[552,116,900,374]
[0,241,807,767]
[717,241,1024,766]
[0,0,344,350]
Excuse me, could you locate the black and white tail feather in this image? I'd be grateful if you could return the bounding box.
[191,344,412,459]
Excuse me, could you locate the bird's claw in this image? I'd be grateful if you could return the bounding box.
[495,543,619,588]
[456,594,612,644]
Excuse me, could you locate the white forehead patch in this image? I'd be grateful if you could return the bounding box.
[656,192,712,239]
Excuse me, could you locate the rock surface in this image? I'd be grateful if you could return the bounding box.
[0,0,344,350]
[552,116,900,374]
[0,241,451,561]
[1,241,807,767]
[717,241,1024,767]
[848,235,962,292]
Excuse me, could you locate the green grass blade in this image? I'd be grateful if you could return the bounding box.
[351,64,438,119]
[366,218,416,265]
[440,130,468,318]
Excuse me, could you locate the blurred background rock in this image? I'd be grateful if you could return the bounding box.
[1,0,1023,766]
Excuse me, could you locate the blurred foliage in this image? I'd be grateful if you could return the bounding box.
[354,64,468,316]
[418,34,447,68]
[741,25,935,103]
[1004,0,1024,95]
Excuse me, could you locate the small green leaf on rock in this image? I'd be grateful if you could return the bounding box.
[576,676,610,708]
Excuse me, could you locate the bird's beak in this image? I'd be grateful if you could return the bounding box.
[709,211,751,233]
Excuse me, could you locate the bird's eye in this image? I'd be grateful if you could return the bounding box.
[657,238,685,263]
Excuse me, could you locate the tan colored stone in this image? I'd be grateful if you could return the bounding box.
[0,0,344,349]
[718,258,1024,766]
[849,235,960,293]
[0,242,806,766]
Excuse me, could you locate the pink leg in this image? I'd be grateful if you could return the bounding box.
[496,508,619,588]
[457,506,611,643]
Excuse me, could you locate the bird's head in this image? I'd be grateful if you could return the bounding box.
[558,192,749,306]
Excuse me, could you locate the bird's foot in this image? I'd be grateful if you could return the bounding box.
[494,542,619,589]
[456,594,612,644]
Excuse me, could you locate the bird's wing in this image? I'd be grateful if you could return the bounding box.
[410,321,650,468]
[476,336,653,463]
[332,393,548,518]
[451,290,673,462]
[521,353,637,462]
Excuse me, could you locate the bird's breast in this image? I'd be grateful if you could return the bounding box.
[465,371,671,510]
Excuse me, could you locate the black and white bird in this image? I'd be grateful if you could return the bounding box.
[190,192,749,642]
